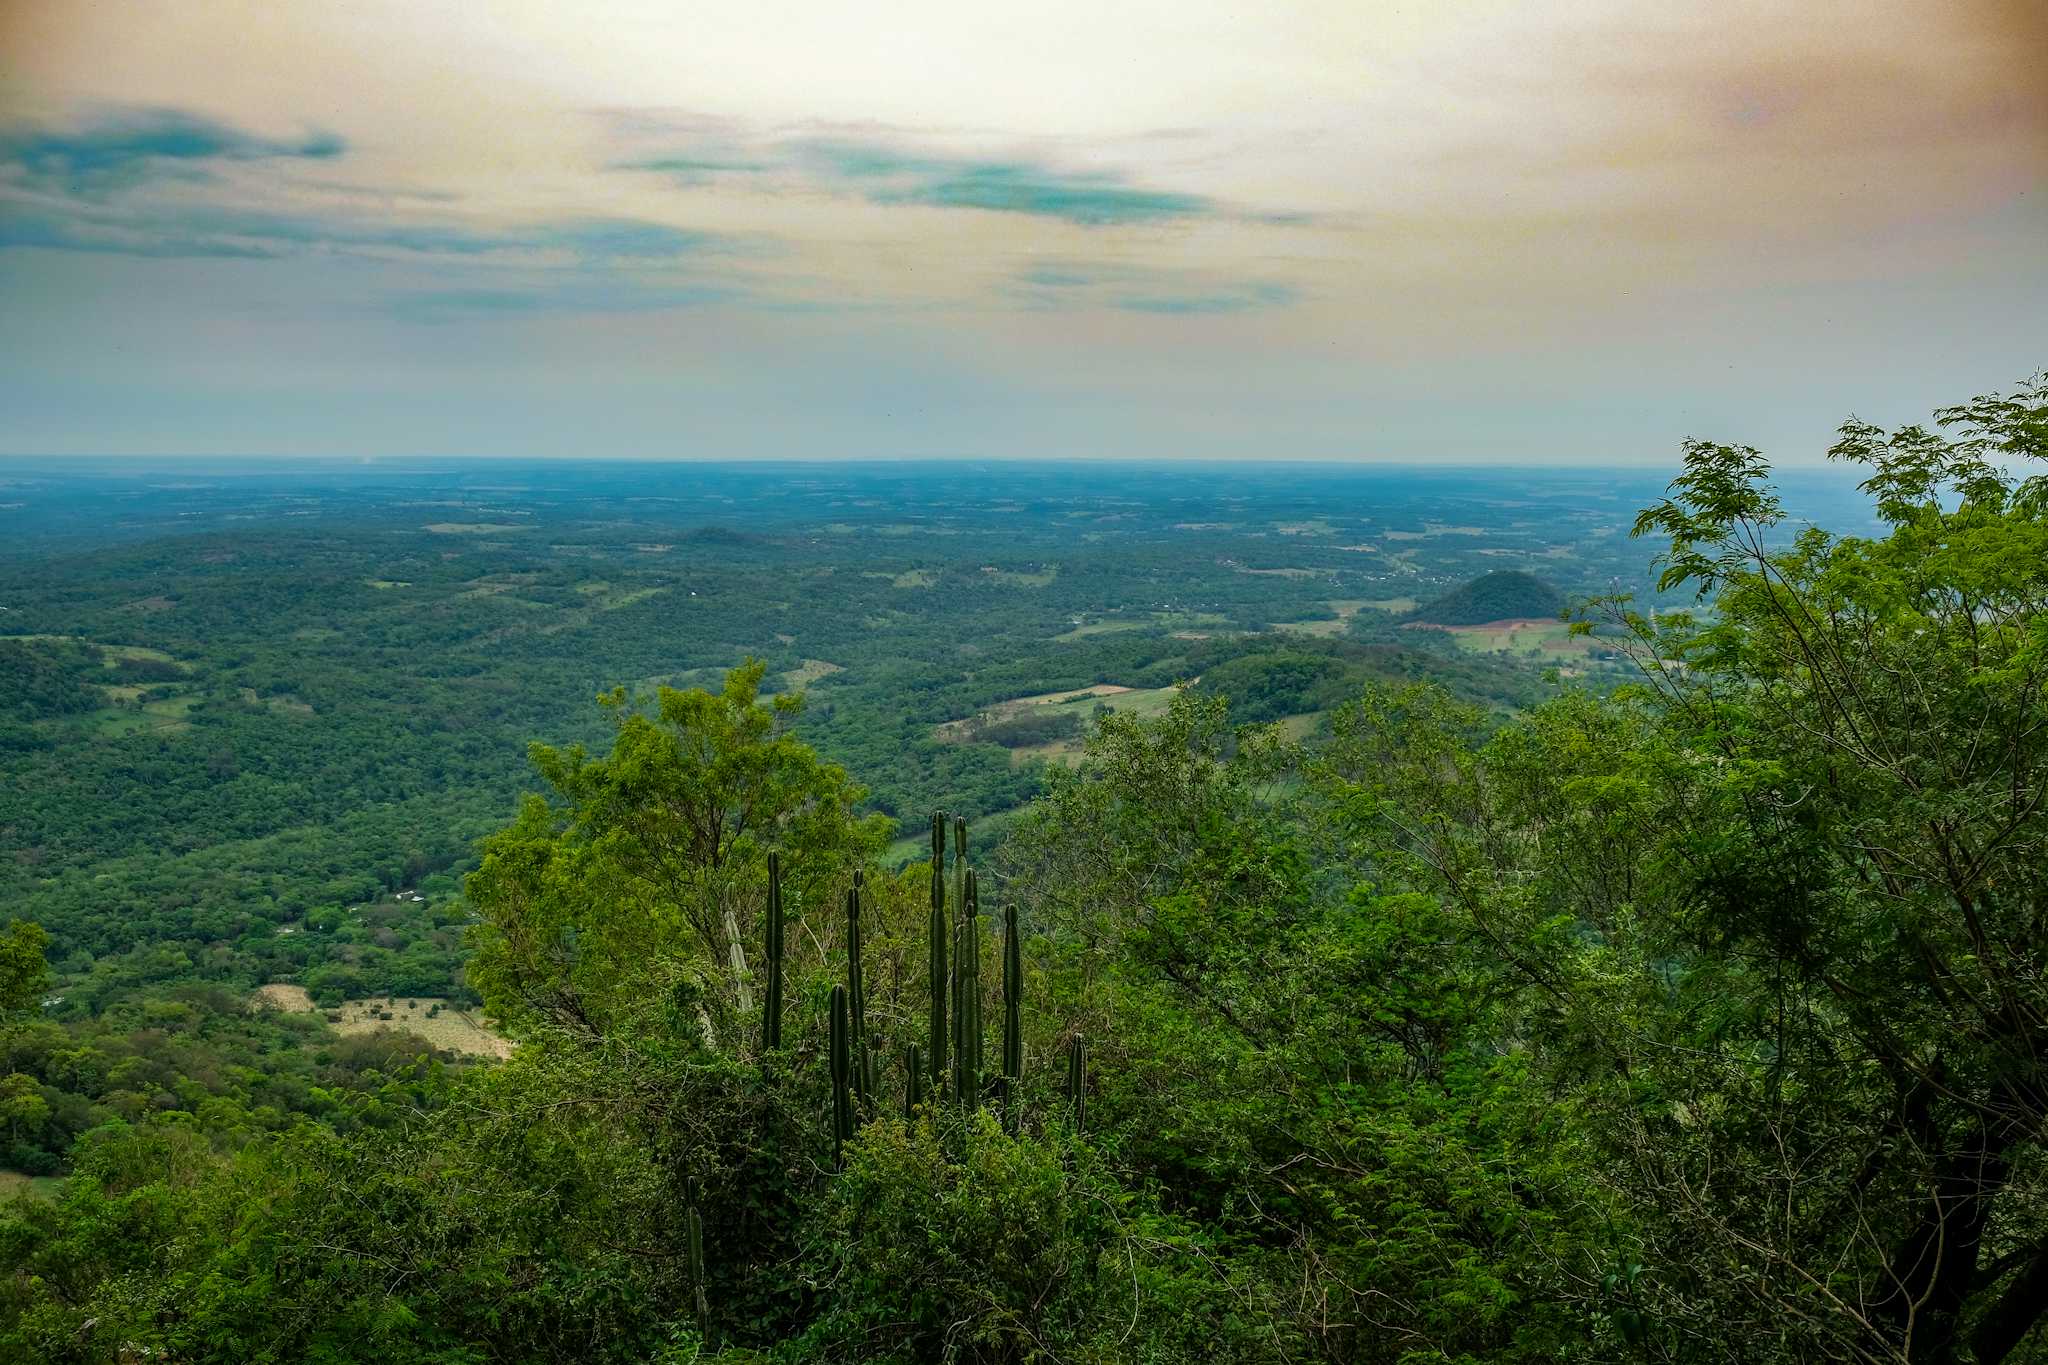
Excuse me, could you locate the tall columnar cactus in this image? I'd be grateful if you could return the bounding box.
[904,1042,923,1119]
[956,867,985,1108]
[762,851,785,1051]
[1066,1036,1086,1134]
[845,872,870,1108]
[688,1205,710,1345]
[927,811,948,1087]
[828,984,852,1167]
[1002,893,1022,1129]
[951,816,970,1104]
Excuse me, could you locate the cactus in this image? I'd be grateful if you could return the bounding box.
[904,1042,923,1118]
[688,1205,710,1345]
[1002,894,1022,1130]
[950,817,969,1105]
[828,984,852,1166]
[1065,1036,1086,1134]
[845,873,870,1109]
[927,811,948,1088]
[955,867,985,1108]
[762,851,784,1051]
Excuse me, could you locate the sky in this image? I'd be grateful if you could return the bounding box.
[1,0,2043,464]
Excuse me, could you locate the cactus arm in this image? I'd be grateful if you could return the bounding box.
[688,1206,710,1346]
[829,984,852,1167]
[928,811,948,1086]
[762,851,784,1051]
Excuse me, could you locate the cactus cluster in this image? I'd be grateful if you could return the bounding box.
[758,810,1087,1168]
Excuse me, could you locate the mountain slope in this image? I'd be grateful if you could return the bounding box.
[1406,570,1564,626]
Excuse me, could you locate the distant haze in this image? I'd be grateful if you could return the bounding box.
[2,0,2042,464]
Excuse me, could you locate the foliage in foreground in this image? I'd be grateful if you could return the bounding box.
[1,373,2045,1363]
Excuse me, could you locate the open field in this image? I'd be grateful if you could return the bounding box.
[981,566,1057,587]
[3,635,187,669]
[87,694,199,737]
[256,983,513,1059]
[0,1171,65,1201]
[1277,711,1326,740]
[936,681,1190,763]
[1274,597,1382,637]
[934,683,1134,741]
[1419,618,1596,658]
[1054,619,1145,641]
[784,658,845,688]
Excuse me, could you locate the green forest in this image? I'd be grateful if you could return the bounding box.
[2,376,2045,1363]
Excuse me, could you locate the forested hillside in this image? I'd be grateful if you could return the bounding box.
[1405,568,1564,625]
[1,378,2041,1363]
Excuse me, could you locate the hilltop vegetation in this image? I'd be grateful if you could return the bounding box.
[3,379,2040,1362]
[1406,567,1564,625]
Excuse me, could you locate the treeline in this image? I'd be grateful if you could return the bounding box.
[5,380,2041,1362]
[1,374,2043,1362]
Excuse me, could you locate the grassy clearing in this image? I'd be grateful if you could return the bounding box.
[1276,711,1326,741]
[892,569,938,588]
[1154,611,1228,630]
[89,694,199,738]
[365,579,412,590]
[933,683,1133,742]
[0,1171,65,1201]
[600,587,666,611]
[932,681,1190,764]
[2,635,186,669]
[1054,620,1144,642]
[424,522,529,534]
[1238,567,1325,579]
[1281,595,1420,625]
[256,983,512,1059]
[783,658,845,688]
[981,566,1057,587]
[1431,619,1591,658]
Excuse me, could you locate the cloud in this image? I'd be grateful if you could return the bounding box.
[387,279,742,323]
[615,154,772,186]
[796,141,1216,224]
[531,218,722,258]
[0,106,343,194]
[1013,261,1297,314]
[615,128,1221,226]
[1,192,733,264]
[1114,283,1297,314]
[0,209,283,258]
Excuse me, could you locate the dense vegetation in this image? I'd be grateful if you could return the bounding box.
[5,382,2035,1362]
[1405,568,1564,625]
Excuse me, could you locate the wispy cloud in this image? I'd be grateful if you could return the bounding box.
[797,142,1213,225]
[612,120,1233,227]
[1014,261,1297,314]
[0,201,734,263]
[386,278,742,323]
[0,106,342,194]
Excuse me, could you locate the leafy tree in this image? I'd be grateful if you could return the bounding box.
[1332,373,2048,1363]
[467,660,889,1042]
[0,921,49,1014]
